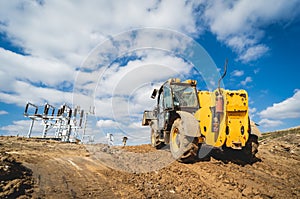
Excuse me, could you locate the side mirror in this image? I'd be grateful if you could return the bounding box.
[151,89,157,99]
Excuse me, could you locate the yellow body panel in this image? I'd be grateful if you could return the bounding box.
[225,90,249,148]
[195,88,249,149]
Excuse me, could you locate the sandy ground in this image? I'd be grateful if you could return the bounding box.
[0,129,299,199]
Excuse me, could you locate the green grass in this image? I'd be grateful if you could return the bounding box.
[259,126,300,141]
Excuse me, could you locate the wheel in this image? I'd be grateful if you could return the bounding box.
[151,128,165,149]
[242,134,259,162]
[170,118,198,162]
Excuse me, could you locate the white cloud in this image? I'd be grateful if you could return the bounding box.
[231,70,244,77]
[259,89,300,119]
[238,45,269,63]
[259,118,283,128]
[96,53,193,97]
[1,0,298,68]
[249,107,257,120]
[96,120,120,128]
[0,0,199,63]
[241,76,252,86]
[205,0,298,37]
[0,48,74,91]
[0,80,73,106]
[0,110,8,115]
[254,68,260,74]
[226,36,256,53]
[203,0,300,62]
[0,120,44,137]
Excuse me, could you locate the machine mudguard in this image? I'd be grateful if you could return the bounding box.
[176,111,201,137]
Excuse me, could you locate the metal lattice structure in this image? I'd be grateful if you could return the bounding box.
[24,102,86,142]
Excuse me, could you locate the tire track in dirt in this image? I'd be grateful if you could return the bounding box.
[28,156,119,198]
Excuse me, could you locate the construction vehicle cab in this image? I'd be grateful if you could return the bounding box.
[152,78,199,129]
[143,78,202,160]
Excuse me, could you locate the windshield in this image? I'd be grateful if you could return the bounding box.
[171,84,198,108]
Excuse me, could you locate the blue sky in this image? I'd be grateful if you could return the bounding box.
[0,0,299,145]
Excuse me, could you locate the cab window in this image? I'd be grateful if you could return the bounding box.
[163,85,172,109]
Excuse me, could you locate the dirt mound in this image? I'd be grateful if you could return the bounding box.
[122,144,157,153]
[86,144,174,173]
[0,152,33,199]
[0,130,299,198]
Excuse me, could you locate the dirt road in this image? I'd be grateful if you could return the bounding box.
[0,129,299,198]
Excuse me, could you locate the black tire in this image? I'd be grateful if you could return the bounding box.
[151,128,165,149]
[242,134,259,162]
[170,118,198,162]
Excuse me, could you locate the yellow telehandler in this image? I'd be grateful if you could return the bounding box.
[142,61,260,162]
